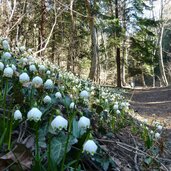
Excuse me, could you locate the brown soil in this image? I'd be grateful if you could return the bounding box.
[130,87,171,129]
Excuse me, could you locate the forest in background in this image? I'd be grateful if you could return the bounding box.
[0,0,171,87]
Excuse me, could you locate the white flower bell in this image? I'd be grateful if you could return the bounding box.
[29,64,37,72]
[51,115,68,131]
[32,76,43,88]
[27,107,42,122]
[43,95,51,104]
[55,92,62,98]
[2,52,11,60]
[113,104,119,110]
[44,79,54,89]
[69,102,75,109]
[3,67,13,78]
[83,140,98,155]
[19,72,30,84]
[2,39,10,50]
[80,90,89,99]
[155,132,160,139]
[78,116,90,129]
[14,110,22,120]
[0,62,4,71]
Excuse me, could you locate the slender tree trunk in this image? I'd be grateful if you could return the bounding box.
[85,0,98,80]
[115,0,121,87]
[159,26,168,86]
[141,71,146,87]
[38,0,46,56]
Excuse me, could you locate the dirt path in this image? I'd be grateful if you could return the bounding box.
[130,87,171,129]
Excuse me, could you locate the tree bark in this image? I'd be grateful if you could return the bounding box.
[85,0,98,81]
[115,0,121,87]
[38,0,46,56]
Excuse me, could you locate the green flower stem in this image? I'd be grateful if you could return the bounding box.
[3,79,8,129]
[8,117,13,150]
[35,122,40,161]
[61,115,73,171]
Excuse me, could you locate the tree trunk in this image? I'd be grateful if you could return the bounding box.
[38,0,46,56]
[141,71,146,87]
[115,0,121,87]
[159,26,168,86]
[85,0,98,81]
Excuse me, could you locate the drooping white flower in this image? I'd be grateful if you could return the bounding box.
[80,90,89,99]
[150,130,154,134]
[116,109,121,115]
[2,39,10,50]
[21,57,28,65]
[55,92,62,98]
[19,46,25,52]
[19,72,30,84]
[83,140,98,155]
[44,79,54,89]
[113,104,119,110]
[2,52,12,60]
[3,67,13,78]
[27,107,42,122]
[155,132,160,139]
[29,64,37,72]
[14,110,22,120]
[51,115,68,131]
[28,48,32,53]
[78,116,90,129]
[157,125,162,131]
[43,95,51,104]
[143,119,148,124]
[0,62,4,71]
[32,76,43,88]
[11,64,17,71]
[69,102,75,109]
[46,70,51,75]
[39,64,46,72]
[27,55,33,62]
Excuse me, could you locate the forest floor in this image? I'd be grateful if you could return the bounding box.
[129,86,171,170]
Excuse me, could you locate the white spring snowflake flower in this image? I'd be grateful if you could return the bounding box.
[32,76,43,88]
[80,90,89,99]
[69,102,76,109]
[44,79,54,89]
[19,46,25,52]
[51,115,68,131]
[113,104,119,110]
[27,55,33,62]
[155,132,160,139]
[43,95,51,104]
[27,107,42,122]
[2,39,10,50]
[157,125,162,131]
[46,70,51,75]
[29,64,37,72]
[0,62,4,71]
[55,92,62,98]
[14,110,22,120]
[2,52,12,60]
[116,109,121,115]
[39,64,46,72]
[78,116,90,129]
[28,48,32,53]
[21,57,28,65]
[19,72,30,84]
[3,67,13,78]
[83,140,98,155]
[11,64,17,71]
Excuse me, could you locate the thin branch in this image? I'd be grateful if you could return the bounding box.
[33,2,66,55]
